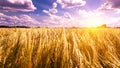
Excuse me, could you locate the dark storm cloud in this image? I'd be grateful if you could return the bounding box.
[107,0,120,8]
[100,0,120,10]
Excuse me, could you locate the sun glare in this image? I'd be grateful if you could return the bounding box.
[87,16,104,27]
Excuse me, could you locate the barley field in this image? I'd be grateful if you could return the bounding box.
[0,28,120,68]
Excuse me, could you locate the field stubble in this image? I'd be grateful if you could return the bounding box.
[0,28,120,68]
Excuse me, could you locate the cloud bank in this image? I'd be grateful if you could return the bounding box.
[0,0,36,12]
[0,13,41,26]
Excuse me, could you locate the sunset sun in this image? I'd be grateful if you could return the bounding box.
[87,16,104,27]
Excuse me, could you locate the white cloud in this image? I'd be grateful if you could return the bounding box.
[57,0,86,8]
[43,10,50,15]
[0,0,36,12]
[64,12,72,19]
[49,8,58,14]
[43,8,58,15]
[43,2,58,15]
[53,2,57,8]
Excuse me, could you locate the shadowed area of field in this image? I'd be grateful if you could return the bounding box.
[0,28,120,68]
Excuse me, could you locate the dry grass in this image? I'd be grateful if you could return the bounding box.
[0,28,120,68]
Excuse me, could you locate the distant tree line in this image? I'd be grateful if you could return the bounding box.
[0,26,30,28]
[97,24,107,28]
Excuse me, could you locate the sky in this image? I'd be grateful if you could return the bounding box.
[0,0,120,27]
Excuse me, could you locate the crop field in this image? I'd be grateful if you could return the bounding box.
[0,28,120,68]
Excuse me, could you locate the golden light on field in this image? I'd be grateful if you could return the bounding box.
[0,28,120,68]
